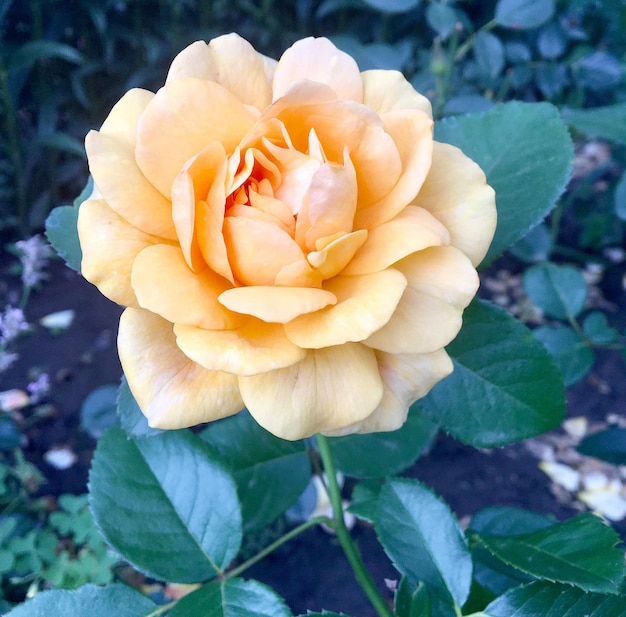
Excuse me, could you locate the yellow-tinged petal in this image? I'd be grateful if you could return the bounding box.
[131,245,241,330]
[223,216,305,286]
[414,142,497,267]
[174,321,306,376]
[326,349,452,436]
[354,109,433,229]
[239,343,383,440]
[196,198,234,284]
[306,229,368,279]
[274,258,324,287]
[364,246,479,354]
[78,199,164,307]
[118,308,243,429]
[85,131,177,240]
[135,78,255,196]
[361,70,432,117]
[343,206,449,275]
[273,37,363,103]
[284,269,407,348]
[218,286,337,324]
[99,88,154,146]
[167,35,273,110]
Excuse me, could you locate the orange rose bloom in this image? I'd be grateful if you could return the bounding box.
[78,34,496,440]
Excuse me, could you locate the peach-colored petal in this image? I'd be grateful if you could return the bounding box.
[326,349,452,435]
[167,35,273,110]
[354,110,433,229]
[273,37,363,103]
[171,141,228,271]
[78,199,164,307]
[197,192,233,284]
[414,142,497,267]
[85,131,177,240]
[361,70,432,117]
[343,206,449,275]
[218,286,337,324]
[118,308,243,429]
[295,152,358,251]
[248,188,296,236]
[131,245,241,330]
[174,321,306,376]
[99,88,154,146]
[364,246,479,354]
[274,259,323,287]
[239,343,383,440]
[223,216,305,286]
[284,269,407,348]
[135,78,256,196]
[306,229,368,279]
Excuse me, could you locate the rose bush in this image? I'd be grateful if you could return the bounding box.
[77,34,496,440]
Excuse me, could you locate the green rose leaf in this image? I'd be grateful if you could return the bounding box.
[361,0,420,13]
[533,325,594,387]
[426,3,458,38]
[375,478,472,607]
[523,263,588,320]
[117,376,163,438]
[347,480,383,523]
[418,300,565,447]
[3,584,156,617]
[615,172,626,221]
[80,384,119,439]
[473,32,505,80]
[435,101,573,265]
[89,428,242,583]
[297,613,348,617]
[582,311,618,345]
[395,578,431,617]
[561,103,626,144]
[484,581,626,616]
[478,513,625,594]
[495,0,555,29]
[577,427,626,465]
[201,411,311,532]
[169,578,291,617]
[329,407,438,479]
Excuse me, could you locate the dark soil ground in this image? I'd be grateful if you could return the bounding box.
[2,253,626,616]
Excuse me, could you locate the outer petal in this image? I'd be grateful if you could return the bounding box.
[361,70,432,117]
[284,270,407,348]
[273,37,363,103]
[78,199,164,307]
[328,349,452,435]
[414,142,497,267]
[218,286,337,324]
[131,245,241,330]
[364,246,479,354]
[174,321,306,376]
[239,343,383,440]
[167,35,273,110]
[118,308,243,429]
[85,130,177,240]
[343,205,450,275]
[99,88,155,145]
[135,78,256,196]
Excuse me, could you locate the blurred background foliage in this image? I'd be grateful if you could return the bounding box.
[1,0,625,234]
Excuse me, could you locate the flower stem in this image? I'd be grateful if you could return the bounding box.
[315,434,393,617]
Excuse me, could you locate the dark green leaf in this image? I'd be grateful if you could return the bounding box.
[583,312,618,345]
[35,133,85,158]
[395,578,431,617]
[297,613,349,617]
[201,412,310,532]
[169,578,291,617]
[533,325,593,387]
[329,407,438,479]
[361,0,420,13]
[578,427,626,465]
[117,376,164,438]
[435,102,573,264]
[426,3,459,38]
[495,0,555,29]
[537,23,567,59]
[523,263,587,320]
[3,584,155,617]
[376,478,472,606]
[443,95,496,115]
[615,172,626,220]
[0,417,22,451]
[561,103,626,145]
[8,40,85,72]
[80,385,119,439]
[89,428,241,582]
[573,51,623,91]
[509,223,553,263]
[469,506,555,536]
[45,206,82,272]
[485,581,626,616]
[473,32,505,80]
[478,514,625,594]
[347,481,382,523]
[418,300,565,447]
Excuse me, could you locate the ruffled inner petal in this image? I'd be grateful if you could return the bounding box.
[239,343,383,440]
[174,320,306,376]
[413,141,497,267]
[306,229,368,279]
[218,286,337,324]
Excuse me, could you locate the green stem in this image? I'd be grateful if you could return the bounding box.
[315,434,393,617]
[224,516,329,580]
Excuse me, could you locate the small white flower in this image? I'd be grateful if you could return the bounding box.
[0,389,30,411]
[13,235,53,288]
[0,306,29,344]
[39,309,75,332]
[27,373,50,403]
[43,447,77,470]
